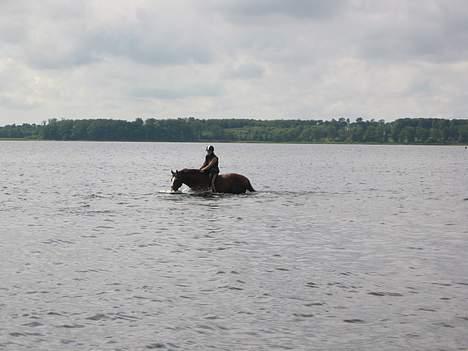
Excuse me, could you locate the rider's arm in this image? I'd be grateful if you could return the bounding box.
[200,158,208,170]
[200,157,217,172]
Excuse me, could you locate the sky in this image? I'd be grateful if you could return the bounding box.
[1,0,468,125]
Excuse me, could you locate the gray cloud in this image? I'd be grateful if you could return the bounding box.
[1,0,468,124]
[130,84,224,100]
[215,0,347,20]
[358,2,468,63]
[89,24,213,66]
[1,1,214,70]
[224,63,265,79]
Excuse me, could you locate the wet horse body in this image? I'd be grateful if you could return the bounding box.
[171,169,255,194]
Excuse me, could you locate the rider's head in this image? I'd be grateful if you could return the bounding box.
[206,145,214,154]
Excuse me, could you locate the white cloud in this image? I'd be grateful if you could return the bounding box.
[1,0,468,124]
[223,63,265,80]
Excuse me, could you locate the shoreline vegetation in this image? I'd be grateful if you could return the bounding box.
[1,117,467,145]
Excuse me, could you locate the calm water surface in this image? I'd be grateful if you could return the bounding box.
[0,141,467,350]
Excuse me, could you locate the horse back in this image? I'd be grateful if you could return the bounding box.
[219,173,247,180]
[217,173,255,193]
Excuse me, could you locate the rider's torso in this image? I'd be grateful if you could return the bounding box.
[205,154,219,173]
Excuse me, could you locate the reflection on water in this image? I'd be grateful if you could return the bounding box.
[0,141,467,350]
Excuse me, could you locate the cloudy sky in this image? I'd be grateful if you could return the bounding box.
[1,0,468,124]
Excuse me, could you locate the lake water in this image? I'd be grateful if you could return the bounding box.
[0,141,467,351]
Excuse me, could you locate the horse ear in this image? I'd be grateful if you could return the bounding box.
[171,170,175,176]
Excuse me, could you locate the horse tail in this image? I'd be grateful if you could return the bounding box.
[246,180,255,192]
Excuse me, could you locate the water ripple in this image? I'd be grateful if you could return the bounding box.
[1,141,467,351]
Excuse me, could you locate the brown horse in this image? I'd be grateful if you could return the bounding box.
[171,169,255,194]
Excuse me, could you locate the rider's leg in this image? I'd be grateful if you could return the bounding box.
[211,173,217,192]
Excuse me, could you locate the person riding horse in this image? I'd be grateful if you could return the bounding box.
[200,145,219,192]
[171,146,254,193]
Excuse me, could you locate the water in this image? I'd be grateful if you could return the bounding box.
[0,141,467,351]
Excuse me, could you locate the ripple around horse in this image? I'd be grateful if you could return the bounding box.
[171,169,255,194]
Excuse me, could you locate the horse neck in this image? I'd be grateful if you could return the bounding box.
[182,171,207,187]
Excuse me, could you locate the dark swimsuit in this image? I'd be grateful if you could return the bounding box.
[205,154,219,177]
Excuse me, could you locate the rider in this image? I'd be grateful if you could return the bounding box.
[200,145,219,192]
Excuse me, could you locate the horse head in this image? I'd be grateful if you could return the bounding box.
[171,169,206,191]
[171,170,183,191]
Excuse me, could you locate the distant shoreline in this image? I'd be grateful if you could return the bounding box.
[0,138,465,147]
[1,117,468,145]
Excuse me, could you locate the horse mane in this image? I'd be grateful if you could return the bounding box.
[179,168,202,176]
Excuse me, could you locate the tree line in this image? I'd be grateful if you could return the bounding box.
[1,117,468,144]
